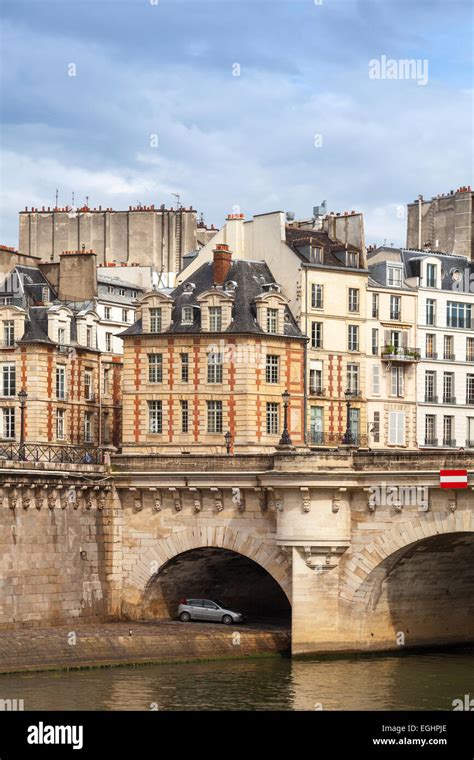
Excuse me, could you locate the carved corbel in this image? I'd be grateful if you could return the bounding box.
[149,488,162,512]
[8,491,18,510]
[231,487,245,512]
[332,487,346,513]
[189,487,202,513]
[48,491,57,510]
[210,487,223,513]
[300,487,311,513]
[254,487,267,513]
[448,494,457,513]
[97,491,106,511]
[169,488,182,512]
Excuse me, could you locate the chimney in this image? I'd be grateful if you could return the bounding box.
[58,248,97,301]
[213,243,232,285]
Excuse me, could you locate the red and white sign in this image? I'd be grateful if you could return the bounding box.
[439,470,469,489]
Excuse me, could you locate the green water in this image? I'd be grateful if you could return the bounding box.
[0,649,472,711]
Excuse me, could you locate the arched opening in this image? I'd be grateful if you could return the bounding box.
[355,531,474,648]
[142,547,291,624]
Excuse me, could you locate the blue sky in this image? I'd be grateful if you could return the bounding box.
[0,0,472,248]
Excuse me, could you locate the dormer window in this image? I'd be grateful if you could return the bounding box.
[3,320,14,347]
[387,264,403,287]
[42,286,49,302]
[86,326,93,348]
[347,251,358,268]
[209,306,222,331]
[426,263,436,288]
[266,308,278,334]
[181,306,194,325]
[310,246,322,264]
[150,307,162,333]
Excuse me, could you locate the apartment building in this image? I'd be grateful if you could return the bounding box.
[366,251,418,449]
[120,244,306,454]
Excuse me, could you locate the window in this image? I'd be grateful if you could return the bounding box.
[181,354,189,383]
[150,308,162,333]
[390,366,404,397]
[443,415,454,446]
[209,307,222,332]
[58,327,66,347]
[467,417,474,447]
[425,371,436,402]
[148,354,163,383]
[56,366,66,399]
[347,252,358,268]
[372,411,380,443]
[390,295,401,320]
[3,321,14,347]
[103,412,110,444]
[0,296,12,306]
[426,299,436,326]
[387,265,402,287]
[266,402,279,435]
[348,288,359,313]
[426,263,436,288]
[309,246,322,264]
[207,352,223,383]
[467,337,474,362]
[84,412,93,443]
[86,326,93,348]
[2,407,15,439]
[1,364,16,397]
[372,293,379,319]
[443,335,454,360]
[389,411,405,445]
[119,288,125,297]
[425,415,437,445]
[105,332,113,352]
[347,364,359,394]
[104,306,112,320]
[42,286,50,302]
[148,400,163,433]
[348,325,359,352]
[309,368,323,395]
[181,306,194,325]
[181,400,189,433]
[447,302,471,329]
[467,375,474,404]
[372,328,378,356]
[311,322,323,348]
[207,400,223,433]
[425,334,436,359]
[372,365,380,395]
[56,409,65,440]
[84,371,93,401]
[103,368,110,395]
[122,309,129,323]
[265,355,279,384]
[107,286,114,294]
[310,406,323,444]
[311,284,323,309]
[443,373,455,403]
[266,308,278,334]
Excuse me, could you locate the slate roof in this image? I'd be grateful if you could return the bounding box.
[285,226,364,269]
[120,259,304,339]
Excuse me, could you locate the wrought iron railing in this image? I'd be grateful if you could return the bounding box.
[0,443,104,464]
[381,346,420,360]
[308,432,368,447]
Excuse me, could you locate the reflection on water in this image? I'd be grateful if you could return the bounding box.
[0,649,472,711]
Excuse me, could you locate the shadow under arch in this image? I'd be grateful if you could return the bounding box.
[142,546,292,621]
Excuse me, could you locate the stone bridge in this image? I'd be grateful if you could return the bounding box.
[111,450,474,655]
[0,451,472,655]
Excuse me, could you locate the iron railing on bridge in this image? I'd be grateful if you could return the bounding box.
[308,432,368,448]
[0,443,105,465]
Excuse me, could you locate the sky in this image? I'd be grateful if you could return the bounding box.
[0,0,472,249]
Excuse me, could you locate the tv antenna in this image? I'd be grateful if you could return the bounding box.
[172,193,181,210]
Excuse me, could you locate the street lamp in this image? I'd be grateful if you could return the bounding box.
[18,388,28,460]
[224,430,233,455]
[342,388,355,445]
[279,390,292,446]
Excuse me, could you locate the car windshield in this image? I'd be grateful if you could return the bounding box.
[214,600,228,609]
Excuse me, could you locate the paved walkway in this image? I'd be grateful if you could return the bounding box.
[0,619,291,674]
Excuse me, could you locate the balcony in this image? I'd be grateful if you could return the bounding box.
[442,439,457,448]
[309,386,326,397]
[0,443,104,464]
[381,346,420,362]
[424,395,438,404]
[308,431,368,448]
[443,396,456,405]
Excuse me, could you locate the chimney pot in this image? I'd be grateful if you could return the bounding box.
[213,245,232,285]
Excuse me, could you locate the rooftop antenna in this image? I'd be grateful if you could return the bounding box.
[172,193,181,210]
[72,191,75,207]
[85,196,89,207]
[55,188,59,207]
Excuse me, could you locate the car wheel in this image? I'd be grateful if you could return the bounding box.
[222,614,233,625]
[179,611,191,622]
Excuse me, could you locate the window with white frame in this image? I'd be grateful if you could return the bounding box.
[425,414,436,444]
[425,370,436,402]
[467,337,474,362]
[266,402,279,435]
[150,308,162,333]
[103,368,110,395]
[84,412,93,443]
[390,366,404,397]
[105,332,113,352]
[207,352,223,383]
[3,321,14,347]
[56,366,66,399]
[347,364,359,394]
[372,328,378,355]
[265,355,279,384]
[309,246,322,264]
[122,309,129,323]
[2,407,15,439]
[309,368,323,394]
[209,307,222,332]
[311,322,323,348]
[311,283,323,309]
[372,365,380,395]
[207,400,223,433]
[387,265,402,287]
[86,326,93,348]
[148,400,163,433]
[148,354,163,383]
[443,415,454,445]
[425,333,436,358]
[266,308,278,334]
[56,409,65,440]
[181,306,194,325]
[372,293,379,318]
[447,302,472,329]
[426,299,436,326]
[388,411,405,445]
[426,263,437,288]
[390,295,401,320]
[372,411,380,443]
[84,370,93,401]
[58,326,66,346]
[467,375,474,404]
[1,364,16,397]
[181,400,189,433]
[181,353,189,383]
[348,325,359,351]
[348,288,359,313]
[104,306,112,320]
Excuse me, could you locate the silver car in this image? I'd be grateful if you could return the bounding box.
[177,598,246,625]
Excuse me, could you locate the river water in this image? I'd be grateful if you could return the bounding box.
[0,649,472,711]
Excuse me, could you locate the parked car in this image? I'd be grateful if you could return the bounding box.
[177,598,247,625]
